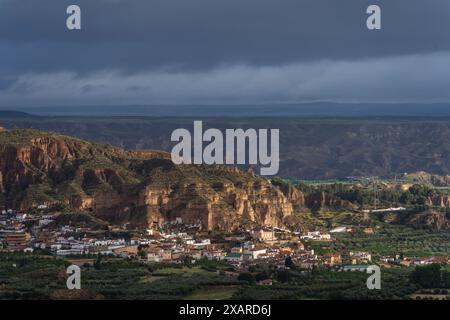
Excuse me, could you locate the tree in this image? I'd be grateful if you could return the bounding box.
[285,256,295,269]
[442,271,450,288]
[94,254,103,270]
[138,248,147,259]
[276,270,291,283]
[255,271,270,282]
[238,272,255,283]
[410,264,442,288]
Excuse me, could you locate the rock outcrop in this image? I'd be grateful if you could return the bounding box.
[426,194,450,208]
[407,210,449,231]
[90,178,294,231]
[0,129,294,231]
[304,191,356,210]
[1,128,447,232]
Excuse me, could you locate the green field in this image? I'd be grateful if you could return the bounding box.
[309,225,450,257]
[1,224,449,300]
[183,286,237,300]
[152,266,207,276]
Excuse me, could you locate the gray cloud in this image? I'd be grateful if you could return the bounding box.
[2,52,450,106]
[1,0,450,105]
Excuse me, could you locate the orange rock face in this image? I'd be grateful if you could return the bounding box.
[89,180,294,231]
[0,129,296,231]
[0,129,364,231]
[427,194,450,208]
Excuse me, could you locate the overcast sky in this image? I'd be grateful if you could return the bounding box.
[1,0,450,106]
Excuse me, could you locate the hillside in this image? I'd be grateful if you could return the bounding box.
[0,110,34,118]
[3,117,450,179]
[0,129,297,231]
[1,128,449,232]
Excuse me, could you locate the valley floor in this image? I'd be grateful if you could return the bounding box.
[1,225,449,300]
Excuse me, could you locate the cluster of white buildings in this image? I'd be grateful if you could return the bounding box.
[300,231,331,241]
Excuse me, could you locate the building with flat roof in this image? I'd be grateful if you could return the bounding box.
[6,232,31,247]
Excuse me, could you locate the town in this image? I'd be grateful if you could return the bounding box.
[1,205,448,280]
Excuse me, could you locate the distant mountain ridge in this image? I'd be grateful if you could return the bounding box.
[5,103,450,117]
[0,110,34,118]
[2,117,450,179]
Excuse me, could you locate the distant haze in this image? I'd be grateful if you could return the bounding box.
[3,103,450,117]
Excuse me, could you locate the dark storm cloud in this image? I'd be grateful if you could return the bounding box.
[2,0,450,73]
[0,0,450,105]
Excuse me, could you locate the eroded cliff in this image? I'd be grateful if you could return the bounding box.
[0,129,295,231]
